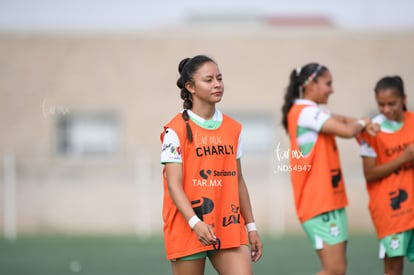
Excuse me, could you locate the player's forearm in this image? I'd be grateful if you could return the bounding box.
[238,177,255,224]
[167,182,196,221]
[364,156,407,182]
[165,163,196,221]
[330,113,355,124]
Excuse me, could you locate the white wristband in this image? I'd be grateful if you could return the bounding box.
[246,222,257,232]
[188,215,201,229]
[356,119,366,129]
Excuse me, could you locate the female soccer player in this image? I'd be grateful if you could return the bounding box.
[358,76,414,275]
[161,55,262,275]
[281,62,373,275]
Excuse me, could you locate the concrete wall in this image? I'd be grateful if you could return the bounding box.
[1,27,413,236]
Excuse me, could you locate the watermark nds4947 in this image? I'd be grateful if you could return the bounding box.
[274,142,311,173]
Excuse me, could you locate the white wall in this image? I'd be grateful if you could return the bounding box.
[0,0,414,31]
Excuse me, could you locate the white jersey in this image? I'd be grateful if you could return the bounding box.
[359,113,404,158]
[294,99,331,156]
[161,109,243,163]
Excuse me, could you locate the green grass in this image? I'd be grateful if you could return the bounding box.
[0,235,413,275]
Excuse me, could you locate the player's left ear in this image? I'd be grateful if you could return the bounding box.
[185,82,196,95]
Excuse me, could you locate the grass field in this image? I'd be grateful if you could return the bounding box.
[1,234,413,275]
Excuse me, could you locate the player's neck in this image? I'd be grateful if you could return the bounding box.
[191,104,216,120]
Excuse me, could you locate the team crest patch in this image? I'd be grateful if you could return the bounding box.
[330,223,340,237]
[390,236,400,250]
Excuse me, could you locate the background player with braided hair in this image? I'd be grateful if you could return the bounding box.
[161,55,262,275]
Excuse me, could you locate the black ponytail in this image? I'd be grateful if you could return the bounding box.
[281,70,301,132]
[176,55,216,142]
[281,63,328,132]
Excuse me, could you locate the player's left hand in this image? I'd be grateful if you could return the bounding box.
[248,231,262,263]
[366,122,380,136]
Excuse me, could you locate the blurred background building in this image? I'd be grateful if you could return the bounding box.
[0,0,414,239]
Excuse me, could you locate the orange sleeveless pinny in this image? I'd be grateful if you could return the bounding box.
[358,112,414,239]
[288,104,348,223]
[160,113,248,260]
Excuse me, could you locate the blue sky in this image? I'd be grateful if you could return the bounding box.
[1,0,414,31]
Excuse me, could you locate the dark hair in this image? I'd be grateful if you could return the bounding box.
[281,63,328,132]
[374,75,407,111]
[176,55,216,142]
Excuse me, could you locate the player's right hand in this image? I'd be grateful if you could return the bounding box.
[193,222,217,246]
[402,143,414,162]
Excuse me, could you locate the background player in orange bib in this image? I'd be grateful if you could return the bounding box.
[358,76,414,275]
[281,63,375,275]
[160,55,262,275]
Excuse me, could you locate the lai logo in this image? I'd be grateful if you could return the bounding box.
[222,204,241,227]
